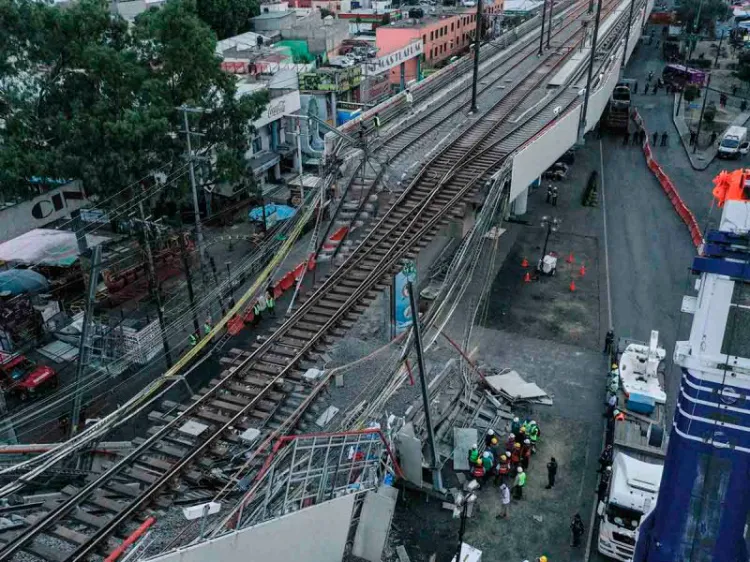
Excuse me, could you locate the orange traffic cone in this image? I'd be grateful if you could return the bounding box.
[579,263,586,276]
[569,279,576,292]
[521,257,529,268]
[523,271,531,283]
[566,252,575,264]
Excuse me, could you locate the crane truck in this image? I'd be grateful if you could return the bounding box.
[597,331,668,561]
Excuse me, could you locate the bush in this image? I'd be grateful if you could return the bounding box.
[688,58,712,69]
[684,84,701,103]
[704,102,717,123]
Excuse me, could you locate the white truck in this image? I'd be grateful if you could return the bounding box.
[597,331,668,562]
[717,125,749,159]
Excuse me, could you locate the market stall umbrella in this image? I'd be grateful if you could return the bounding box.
[0,270,50,295]
[248,204,297,222]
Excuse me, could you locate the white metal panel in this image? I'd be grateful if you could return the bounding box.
[352,489,397,561]
[145,494,356,562]
[509,105,581,203]
[585,54,623,134]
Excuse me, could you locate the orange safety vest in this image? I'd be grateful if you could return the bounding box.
[498,462,510,475]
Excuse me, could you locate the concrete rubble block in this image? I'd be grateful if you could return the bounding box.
[315,405,339,428]
[453,428,478,472]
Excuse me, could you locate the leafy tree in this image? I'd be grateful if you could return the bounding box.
[684,84,701,103]
[196,0,260,40]
[703,101,717,124]
[675,0,731,36]
[0,0,267,202]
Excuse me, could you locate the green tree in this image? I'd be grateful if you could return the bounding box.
[684,84,701,104]
[196,0,260,40]
[0,0,267,201]
[703,101,717,124]
[676,0,731,36]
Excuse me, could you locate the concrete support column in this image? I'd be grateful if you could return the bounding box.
[416,57,422,81]
[513,187,529,215]
[400,62,406,91]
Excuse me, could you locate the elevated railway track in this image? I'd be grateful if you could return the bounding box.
[0,0,643,558]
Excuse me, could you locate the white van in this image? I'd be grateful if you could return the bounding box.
[718,125,749,159]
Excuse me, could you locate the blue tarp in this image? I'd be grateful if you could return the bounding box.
[248,204,296,223]
[0,270,50,295]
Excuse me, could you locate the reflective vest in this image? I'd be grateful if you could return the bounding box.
[515,472,526,487]
[188,333,198,346]
[468,448,480,464]
[253,303,261,315]
[482,456,493,471]
[498,462,510,475]
[267,295,275,309]
[529,424,540,443]
[203,323,212,335]
[472,464,485,478]
[373,115,381,129]
[510,449,521,464]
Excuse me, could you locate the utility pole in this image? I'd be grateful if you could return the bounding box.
[470,0,483,114]
[138,198,173,368]
[539,0,547,55]
[406,280,443,492]
[714,30,725,68]
[579,0,602,141]
[546,0,553,48]
[694,73,712,153]
[179,106,205,261]
[70,245,102,438]
[622,0,635,67]
[178,230,201,336]
[295,118,305,204]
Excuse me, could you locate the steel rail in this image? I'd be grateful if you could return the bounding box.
[0,0,637,557]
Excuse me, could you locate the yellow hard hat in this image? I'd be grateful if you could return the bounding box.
[500,455,507,461]
[514,442,521,449]
[476,458,483,466]
[520,426,526,433]
[539,557,548,562]
[491,437,498,445]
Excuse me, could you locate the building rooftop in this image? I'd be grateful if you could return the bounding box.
[385,10,472,28]
[253,10,294,19]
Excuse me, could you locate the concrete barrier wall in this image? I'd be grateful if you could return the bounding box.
[145,494,356,562]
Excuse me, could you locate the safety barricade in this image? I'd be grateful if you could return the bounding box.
[632,109,703,249]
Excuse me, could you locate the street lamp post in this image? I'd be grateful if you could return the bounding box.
[539,0,547,55]
[538,216,560,271]
[578,0,603,140]
[453,492,477,562]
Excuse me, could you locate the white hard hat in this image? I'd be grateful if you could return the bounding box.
[472,443,477,449]
[488,429,495,435]
[517,466,524,473]
[513,417,519,422]
[606,466,612,471]
[524,439,531,445]
[509,433,515,439]
[505,451,511,457]
[530,420,536,425]
[483,451,490,458]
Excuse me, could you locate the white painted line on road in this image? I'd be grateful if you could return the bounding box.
[599,139,613,329]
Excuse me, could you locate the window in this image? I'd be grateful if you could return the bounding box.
[252,135,263,153]
[451,22,454,31]
[423,34,427,44]
[430,30,434,40]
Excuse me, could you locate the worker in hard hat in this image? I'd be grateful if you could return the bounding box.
[495,453,511,486]
[603,328,614,354]
[482,450,494,475]
[468,443,480,468]
[512,466,526,499]
[571,513,585,547]
[471,457,485,480]
[528,420,540,452]
[510,442,522,470]
[538,556,549,562]
[505,432,516,452]
[516,425,527,443]
[521,439,532,470]
[485,428,497,449]
[511,416,521,435]
[597,466,612,500]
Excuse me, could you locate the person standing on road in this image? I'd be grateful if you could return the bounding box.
[373,113,382,137]
[188,332,198,348]
[652,82,658,94]
[644,82,650,95]
[265,287,275,317]
[497,483,511,519]
[571,513,586,547]
[603,328,614,354]
[598,465,613,496]
[513,467,526,499]
[405,88,414,114]
[647,70,654,83]
[640,128,647,145]
[551,186,558,206]
[546,457,558,489]
[661,131,669,146]
[652,131,658,146]
[597,444,614,473]
[623,129,630,145]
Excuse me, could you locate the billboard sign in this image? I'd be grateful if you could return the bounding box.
[363,41,423,76]
[394,261,416,335]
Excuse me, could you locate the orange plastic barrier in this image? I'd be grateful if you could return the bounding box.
[632,109,703,248]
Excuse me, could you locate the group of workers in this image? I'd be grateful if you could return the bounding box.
[187,286,276,348]
[467,418,541,500]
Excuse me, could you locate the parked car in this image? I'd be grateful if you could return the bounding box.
[0,351,59,401]
[543,162,569,181]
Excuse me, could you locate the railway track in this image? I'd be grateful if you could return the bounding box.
[0,0,640,558]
